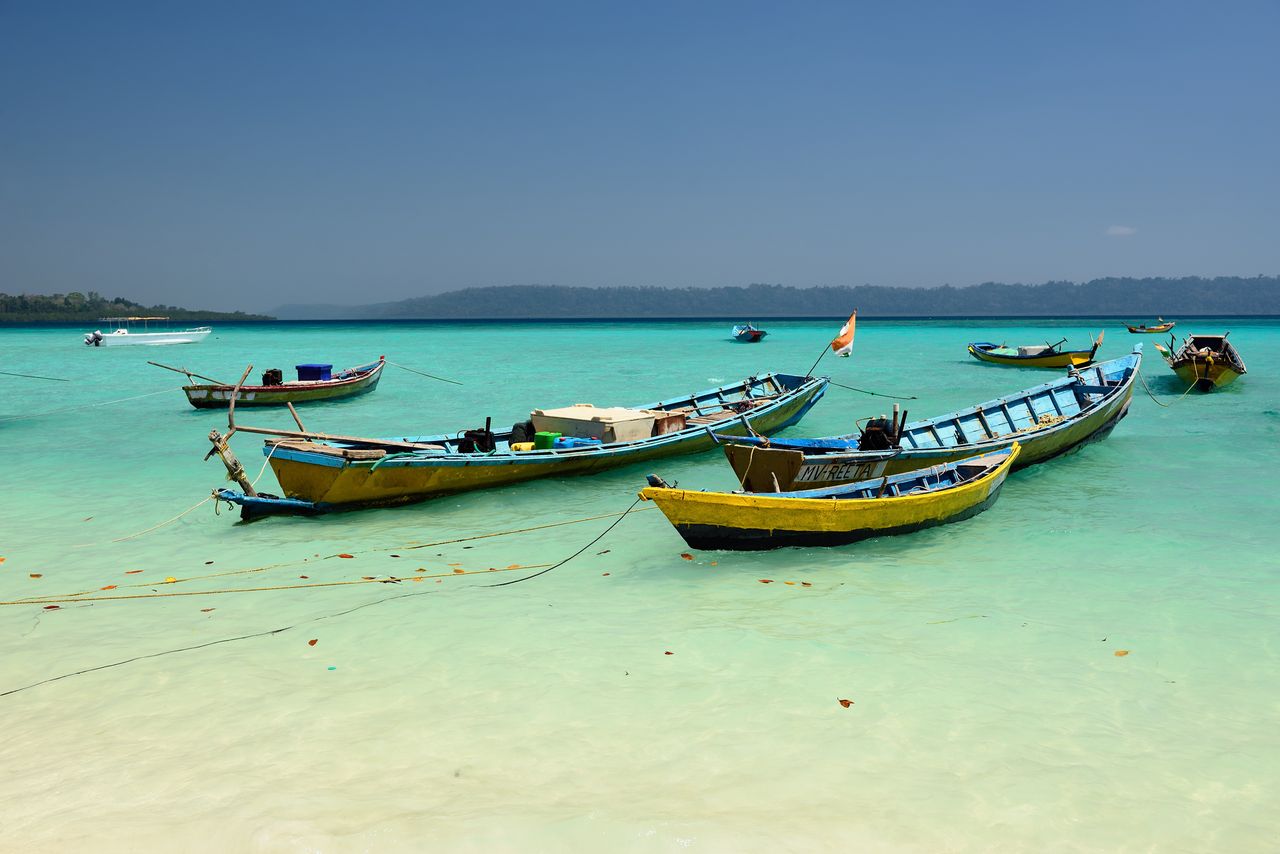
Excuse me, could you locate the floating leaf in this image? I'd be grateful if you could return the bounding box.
[597,549,611,555]
[204,560,214,565]
[308,639,318,646]
[801,582,812,587]
[838,698,853,708]
[44,605,60,610]
[389,554,400,558]
[415,567,426,573]
[759,579,773,584]
[1114,650,1130,657]
[125,570,143,575]
[710,561,718,566]
[453,568,465,574]
[164,577,177,583]
[362,576,375,580]
[784,581,795,585]
[200,608,215,613]
[299,575,309,579]
[0,556,5,563]
[680,553,693,561]
[664,651,674,655]
[337,553,355,559]
[100,585,117,590]
[29,573,43,578]
[602,572,610,576]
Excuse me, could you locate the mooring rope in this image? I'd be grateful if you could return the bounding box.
[1137,368,1198,408]
[827,380,917,400]
[482,496,644,587]
[0,370,71,382]
[0,386,183,422]
[386,360,463,386]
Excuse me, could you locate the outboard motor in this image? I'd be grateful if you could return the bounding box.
[857,416,898,451]
[84,330,104,346]
[261,368,284,386]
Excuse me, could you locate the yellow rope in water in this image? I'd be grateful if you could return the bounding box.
[16,505,657,602]
[1,563,553,606]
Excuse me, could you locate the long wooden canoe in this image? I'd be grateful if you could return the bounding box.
[214,372,829,519]
[718,347,1140,492]
[640,446,1018,550]
[1126,320,1175,334]
[182,358,385,408]
[967,332,1103,368]
[1155,333,1246,391]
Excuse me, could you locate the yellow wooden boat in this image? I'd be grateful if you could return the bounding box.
[967,332,1103,368]
[1155,333,1247,391]
[640,445,1019,550]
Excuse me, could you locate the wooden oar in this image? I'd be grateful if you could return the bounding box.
[149,360,229,385]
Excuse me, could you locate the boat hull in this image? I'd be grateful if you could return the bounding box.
[967,342,1096,368]
[642,448,1016,550]
[253,374,827,514]
[1127,323,1175,334]
[1171,361,1243,391]
[89,328,211,346]
[722,349,1140,491]
[183,360,384,408]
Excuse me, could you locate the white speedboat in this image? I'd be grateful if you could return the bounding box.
[83,317,212,347]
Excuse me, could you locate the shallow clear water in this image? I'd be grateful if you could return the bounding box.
[2,318,1277,852]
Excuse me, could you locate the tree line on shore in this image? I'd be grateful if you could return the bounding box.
[0,291,273,322]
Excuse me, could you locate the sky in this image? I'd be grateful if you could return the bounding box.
[2,1,1278,312]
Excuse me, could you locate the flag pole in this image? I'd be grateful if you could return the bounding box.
[805,343,830,378]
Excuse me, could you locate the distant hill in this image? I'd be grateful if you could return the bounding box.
[277,276,1280,319]
[0,291,274,323]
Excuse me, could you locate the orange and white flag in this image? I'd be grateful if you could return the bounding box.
[830,310,857,357]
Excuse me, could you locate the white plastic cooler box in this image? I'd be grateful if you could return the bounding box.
[530,404,657,443]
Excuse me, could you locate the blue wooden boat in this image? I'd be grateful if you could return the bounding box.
[211,372,828,519]
[641,446,1018,550]
[716,347,1141,492]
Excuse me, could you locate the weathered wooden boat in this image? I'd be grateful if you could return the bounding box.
[967,332,1103,368]
[166,357,385,408]
[210,372,829,519]
[1125,319,1175,334]
[1154,333,1246,391]
[83,317,211,347]
[640,445,1019,550]
[732,323,768,342]
[717,347,1141,492]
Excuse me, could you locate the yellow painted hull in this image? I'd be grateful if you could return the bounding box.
[267,387,821,508]
[642,448,1017,550]
[1172,361,1243,391]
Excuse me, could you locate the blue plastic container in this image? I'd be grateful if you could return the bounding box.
[553,436,603,450]
[296,363,333,381]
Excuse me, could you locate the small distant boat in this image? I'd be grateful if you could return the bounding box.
[716,347,1141,492]
[732,323,768,343]
[967,332,1103,368]
[1154,333,1247,391]
[1125,318,1175,334]
[157,357,386,409]
[83,317,211,347]
[640,445,1019,550]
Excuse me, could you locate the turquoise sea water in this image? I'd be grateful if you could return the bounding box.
[2,318,1277,852]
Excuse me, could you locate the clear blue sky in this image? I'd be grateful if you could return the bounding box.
[2,1,1277,311]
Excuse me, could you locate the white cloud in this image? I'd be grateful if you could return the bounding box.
[1106,225,1138,237]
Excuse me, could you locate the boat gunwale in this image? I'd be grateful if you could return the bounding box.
[263,372,828,468]
[716,348,1141,455]
[183,358,385,394]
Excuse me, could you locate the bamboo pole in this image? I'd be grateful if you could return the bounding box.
[148,360,229,385]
